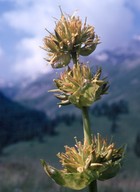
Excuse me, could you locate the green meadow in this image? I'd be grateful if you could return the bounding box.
[0,110,140,192]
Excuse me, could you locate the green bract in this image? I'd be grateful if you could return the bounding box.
[41,161,96,190]
[50,64,109,108]
[41,134,125,190]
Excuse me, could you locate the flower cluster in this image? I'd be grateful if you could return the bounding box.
[50,63,109,108]
[41,134,125,190]
[43,11,100,68]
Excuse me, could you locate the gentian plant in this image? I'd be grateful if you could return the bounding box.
[41,8,125,192]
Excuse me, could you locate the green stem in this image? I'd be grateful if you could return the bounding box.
[82,107,98,192]
[88,180,98,192]
[81,107,92,145]
[71,52,79,66]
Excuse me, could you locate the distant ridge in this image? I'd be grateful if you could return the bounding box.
[0,91,50,152]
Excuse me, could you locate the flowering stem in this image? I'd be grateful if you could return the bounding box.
[82,107,98,192]
[71,52,79,66]
[82,107,92,145]
[88,180,98,192]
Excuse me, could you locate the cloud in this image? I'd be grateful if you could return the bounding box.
[3,0,134,45]
[0,0,138,80]
[95,53,109,62]
[0,46,4,58]
[127,0,140,11]
[2,1,55,35]
[12,37,52,78]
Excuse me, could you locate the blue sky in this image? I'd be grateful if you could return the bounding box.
[0,0,140,82]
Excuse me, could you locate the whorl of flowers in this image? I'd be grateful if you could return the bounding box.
[50,63,109,108]
[43,10,100,68]
[41,134,125,190]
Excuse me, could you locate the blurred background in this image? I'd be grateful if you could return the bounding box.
[0,0,140,191]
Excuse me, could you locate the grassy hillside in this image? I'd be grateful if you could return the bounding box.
[0,111,140,192]
[0,91,51,151]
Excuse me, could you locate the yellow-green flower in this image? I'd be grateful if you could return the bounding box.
[43,11,100,68]
[41,133,125,190]
[50,63,109,108]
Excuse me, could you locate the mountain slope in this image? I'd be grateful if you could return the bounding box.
[0,91,50,151]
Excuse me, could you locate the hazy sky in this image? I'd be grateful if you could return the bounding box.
[0,0,140,81]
